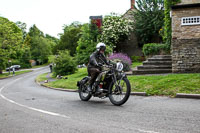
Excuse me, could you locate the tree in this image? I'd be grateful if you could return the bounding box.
[0,49,7,74]
[28,24,44,37]
[27,25,52,64]
[16,21,27,40]
[30,36,52,64]
[45,34,59,55]
[45,34,59,45]
[100,13,133,50]
[76,23,100,65]
[55,22,82,56]
[0,17,23,74]
[132,0,164,46]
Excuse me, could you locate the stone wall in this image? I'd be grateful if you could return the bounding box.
[172,7,200,39]
[171,5,200,73]
[172,39,200,72]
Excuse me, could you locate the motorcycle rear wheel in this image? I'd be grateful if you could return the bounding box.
[78,84,92,101]
[109,78,131,106]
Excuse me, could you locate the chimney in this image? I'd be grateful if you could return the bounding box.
[131,0,135,9]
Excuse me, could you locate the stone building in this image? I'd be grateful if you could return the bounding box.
[120,0,143,57]
[171,0,200,73]
[121,0,162,57]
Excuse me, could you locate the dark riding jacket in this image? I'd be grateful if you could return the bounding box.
[88,51,109,69]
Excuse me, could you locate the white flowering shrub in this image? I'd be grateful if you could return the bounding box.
[100,13,133,49]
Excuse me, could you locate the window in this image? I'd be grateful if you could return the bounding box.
[181,16,200,26]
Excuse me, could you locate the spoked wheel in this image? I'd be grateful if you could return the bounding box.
[109,78,131,106]
[78,83,92,101]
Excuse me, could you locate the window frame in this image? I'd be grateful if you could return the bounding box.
[181,16,200,26]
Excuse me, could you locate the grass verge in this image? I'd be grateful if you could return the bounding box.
[0,70,32,79]
[36,72,49,82]
[37,68,87,90]
[128,74,200,97]
[37,68,200,97]
[132,62,143,69]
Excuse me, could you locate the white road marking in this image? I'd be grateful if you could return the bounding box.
[0,77,70,119]
[138,129,159,133]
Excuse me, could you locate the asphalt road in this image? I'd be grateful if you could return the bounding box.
[0,67,200,133]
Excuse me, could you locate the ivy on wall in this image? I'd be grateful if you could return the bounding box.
[163,0,181,46]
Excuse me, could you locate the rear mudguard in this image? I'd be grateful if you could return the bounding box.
[77,76,91,87]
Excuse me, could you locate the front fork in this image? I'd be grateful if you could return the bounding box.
[112,72,126,93]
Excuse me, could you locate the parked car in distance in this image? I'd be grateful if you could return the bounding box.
[6,65,21,71]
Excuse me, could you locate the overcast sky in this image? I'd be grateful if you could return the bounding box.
[0,0,131,38]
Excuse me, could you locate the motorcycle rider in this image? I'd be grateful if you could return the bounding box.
[87,42,109,92]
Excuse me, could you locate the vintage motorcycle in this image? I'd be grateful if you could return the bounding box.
[77,62,131,106]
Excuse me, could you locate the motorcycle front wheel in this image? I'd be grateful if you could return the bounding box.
[78,84,92,101]
[109,78,131,106]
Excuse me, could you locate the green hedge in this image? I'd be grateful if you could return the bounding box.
[142,43,170,56]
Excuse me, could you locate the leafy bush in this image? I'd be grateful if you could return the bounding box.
[100,13,133,49]
[108,53,132,71]
[20,62,31,68]
[142,43,170,56]
[131,56,145,62]
[53,50,77,76]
